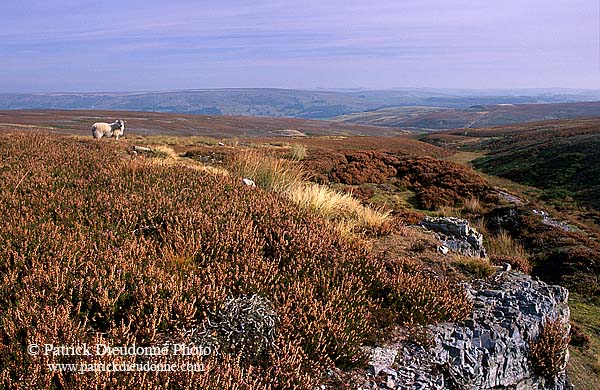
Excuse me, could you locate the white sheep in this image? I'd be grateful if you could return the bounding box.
[92,120,125,140]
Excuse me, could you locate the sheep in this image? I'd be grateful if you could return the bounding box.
[92,120,125,140]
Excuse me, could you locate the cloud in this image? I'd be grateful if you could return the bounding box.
[0,0,597,91]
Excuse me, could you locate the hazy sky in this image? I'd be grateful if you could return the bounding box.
[0,0,598,92]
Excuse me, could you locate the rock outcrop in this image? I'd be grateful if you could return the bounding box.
[419,216,487,258]
[533,209,574,232]
[365,271,571,389]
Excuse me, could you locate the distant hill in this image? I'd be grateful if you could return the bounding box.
[423,118,600,209]
[0,109,409,137]
[2,88,600,120]
[334,101,600,130]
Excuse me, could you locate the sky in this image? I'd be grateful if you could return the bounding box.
[0,0,598,92]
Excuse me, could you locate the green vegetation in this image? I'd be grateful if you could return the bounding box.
[453,257,495,279]
[567,294,600,390]
[471,127,600,210]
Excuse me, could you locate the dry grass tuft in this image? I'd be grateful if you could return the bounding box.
[230,149,307,192]
[490,255,532,274]
[151,144,180,162]
[463,197,483,214]
[487,229,529,259]
[145,144,229,176]
[286,183,391,234]
[454,257,496,279]
[436,205,462,218]
[230,150,389,234]
[288,144,307,161]
[472,217,489,237]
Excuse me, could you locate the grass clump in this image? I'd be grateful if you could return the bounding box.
[529,318,570,380]
[151,144,180,161]
[463,197,483,214]
[230,149,307,192]
[454,257,496,279]
[487,229,529,259]
[288,144,307,161]
[286,183,390,234]
[436,205,462,218]
[148,144,230,176]
[230,150,390,234]
[490,255,532,274]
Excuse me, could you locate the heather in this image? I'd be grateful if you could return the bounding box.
[0,132,471,389]
[304,150,490,210]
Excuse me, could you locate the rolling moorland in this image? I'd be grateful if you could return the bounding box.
[334,101,600,131]
[1,110,599,389]
[3,88,600,123]
[0,110,409,137]
[423,118,600,214]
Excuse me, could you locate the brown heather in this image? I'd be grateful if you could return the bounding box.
[0,132,472,389]
[303,151,491,211]
[529,318,570,380]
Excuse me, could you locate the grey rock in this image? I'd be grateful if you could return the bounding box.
[496,190,527,205]
[533,209,574,232]
[133,145,153,153]
[365,271,572,390]
[364,346,398,376]
[419,217,487,258]
[195,294,278,362]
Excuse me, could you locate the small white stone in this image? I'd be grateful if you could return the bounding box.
[242,178,256,187]
[386,376,396,389]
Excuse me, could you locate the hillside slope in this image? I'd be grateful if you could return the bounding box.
[422,119,600,210]
[0,88,589,119]
[335,102,600,130]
